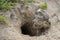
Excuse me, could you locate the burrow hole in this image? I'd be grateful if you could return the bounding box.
[21,23,50,36]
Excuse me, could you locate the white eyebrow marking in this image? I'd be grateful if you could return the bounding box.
[37,9,42,12]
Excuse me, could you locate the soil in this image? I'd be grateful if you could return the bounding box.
[0,0,60,40]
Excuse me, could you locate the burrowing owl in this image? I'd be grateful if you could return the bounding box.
[29,9,51,36]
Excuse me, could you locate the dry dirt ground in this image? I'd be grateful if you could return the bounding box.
[0,0,60,40]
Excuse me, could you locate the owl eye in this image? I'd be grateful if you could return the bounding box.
[39,12,43,16]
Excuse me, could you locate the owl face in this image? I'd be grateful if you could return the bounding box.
[36,9,43,16]
[35,9,49,21]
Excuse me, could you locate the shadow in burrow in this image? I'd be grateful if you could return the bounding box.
[20,22,51,37]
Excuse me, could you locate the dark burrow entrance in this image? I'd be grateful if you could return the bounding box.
[21,23,31,35]
[21,23,50,36]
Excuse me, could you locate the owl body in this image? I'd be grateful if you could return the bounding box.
[29,9,51,36]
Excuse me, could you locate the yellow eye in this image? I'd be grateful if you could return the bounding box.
[39,12,43,16]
